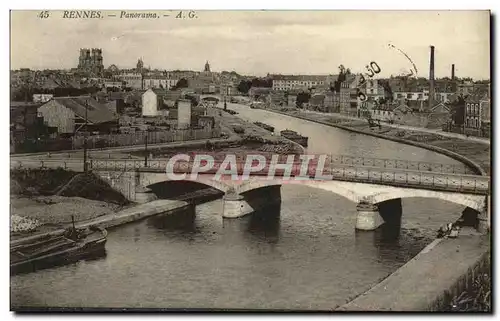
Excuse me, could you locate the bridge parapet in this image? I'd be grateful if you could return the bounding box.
[88,158,490,195]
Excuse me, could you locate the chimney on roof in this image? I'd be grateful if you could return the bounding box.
[428,45,435,110]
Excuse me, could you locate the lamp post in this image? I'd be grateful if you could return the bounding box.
[83,99,89,172]
[144,129,148,167]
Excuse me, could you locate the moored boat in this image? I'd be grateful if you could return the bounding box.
[10,225,107,275]
[280,129,309,147]
[253,121,275,132]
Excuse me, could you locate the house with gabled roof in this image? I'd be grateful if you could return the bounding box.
[37,96,118,134]
[426,102,451,129]
[142,88,168,117]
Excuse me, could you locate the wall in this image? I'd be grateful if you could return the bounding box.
[72,127,221,149]
[177,100,192,129]
[37,100,76,134]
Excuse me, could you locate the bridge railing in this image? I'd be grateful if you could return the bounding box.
[328,155,474,175]
[86,158,490,195]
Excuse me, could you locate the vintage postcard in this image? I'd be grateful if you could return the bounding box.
[9,10,491,312]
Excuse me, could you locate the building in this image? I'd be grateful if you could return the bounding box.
[77,48,104,76]
[363,79,386,101]
[220,81,236,97]
[177,99,192,129]
[103,80,123,89]
[358,98,378,118]
[465,87,489,131]
[248,87,272,100]
[457,81,474,97]
[196,115,215,129]
[323,92,338,113]
[271,75,328,91]
[118,72,143,89]
[339,82,352,115]
[287,94,297,107]
[143,76,168,90]
[370,105,395,123]
[427,102,452,129]
[37,96,117,134]
[141,88,167,117]
[308,94,326,111]
[32,94,53,103]
[108,64,120,74]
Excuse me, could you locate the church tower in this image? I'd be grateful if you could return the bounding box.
[136,58,144,73]
[204,61,211,73]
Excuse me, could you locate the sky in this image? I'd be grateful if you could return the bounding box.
[10,10,491,79]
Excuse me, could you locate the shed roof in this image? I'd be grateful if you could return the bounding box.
[51,96,117,124]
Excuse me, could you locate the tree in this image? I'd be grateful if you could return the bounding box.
[237,80,252,94]
[296,92,311,108]
[250,78,272,88]
[379,80,394,102]
[173,78,188,90]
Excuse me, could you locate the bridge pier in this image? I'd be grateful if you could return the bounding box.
[355,202,383,231]
[222,185,282,219]
[134,186,158,204]
[222,193,247,218]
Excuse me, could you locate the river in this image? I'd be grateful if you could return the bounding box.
[11,103,467,310]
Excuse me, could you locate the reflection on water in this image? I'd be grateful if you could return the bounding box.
[147,205,198,233]
[11,191,464,310]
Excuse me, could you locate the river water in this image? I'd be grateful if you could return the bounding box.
[11,104,467,311]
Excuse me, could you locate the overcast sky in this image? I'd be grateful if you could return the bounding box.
[10,10,490,79]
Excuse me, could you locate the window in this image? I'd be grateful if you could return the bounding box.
[418,94,423,99]
[397,94,403,98]
[407,94,412,99]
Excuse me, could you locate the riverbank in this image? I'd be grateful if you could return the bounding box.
[10,168,133,240]
[337,232,490,311]
[10,195,124,239]
[10,199,190,247]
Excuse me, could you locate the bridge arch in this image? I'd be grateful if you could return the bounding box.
[236,179,361,203]
[140,173,232,193]
[369,189,486,212]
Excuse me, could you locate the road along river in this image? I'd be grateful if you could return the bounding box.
[11,103,468,311]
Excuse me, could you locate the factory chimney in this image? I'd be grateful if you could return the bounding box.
[428,45,435,110]
[451,64,455,81]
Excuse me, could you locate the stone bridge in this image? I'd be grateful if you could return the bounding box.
[91,156,489,232]
[11,155,490,231]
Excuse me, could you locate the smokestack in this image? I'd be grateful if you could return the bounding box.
[428,45,435,109]
[451,64,455,81]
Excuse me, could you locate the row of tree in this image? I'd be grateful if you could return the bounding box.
[237,78,273,94]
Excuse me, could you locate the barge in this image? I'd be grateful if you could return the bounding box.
[280,129,309,147]
[11,225,107,275]
[253,122,275,133]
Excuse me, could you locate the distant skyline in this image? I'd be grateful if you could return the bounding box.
[10,10,490,79]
